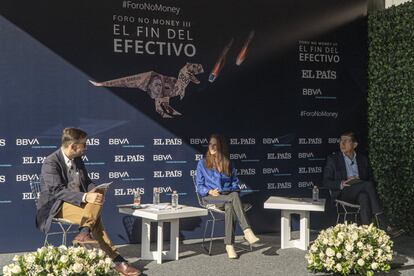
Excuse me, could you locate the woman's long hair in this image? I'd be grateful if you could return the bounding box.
[205,134,232,176]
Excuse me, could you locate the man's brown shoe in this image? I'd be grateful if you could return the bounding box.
[72,232,99,245]
[115,262,141,276]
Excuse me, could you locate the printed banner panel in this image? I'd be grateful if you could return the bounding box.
[0,0,367,252]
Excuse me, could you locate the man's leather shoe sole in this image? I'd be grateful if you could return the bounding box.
[115,262,141,276]
[72,232,99,248]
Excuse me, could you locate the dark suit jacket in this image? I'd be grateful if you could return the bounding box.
[36,149,95,233]
[322,151,375,200]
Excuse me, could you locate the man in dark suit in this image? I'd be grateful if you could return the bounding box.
[36,127,140,276]
[323,131,403,237]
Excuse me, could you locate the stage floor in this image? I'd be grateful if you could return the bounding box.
[1,232,413,276]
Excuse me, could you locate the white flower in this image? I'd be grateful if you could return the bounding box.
[371,262,379,270]
[72,263,83,273]
[11,264,22,274]
[98,249,106,258]
[60,255,68,263]
[345,244,354,252]
[3,265,11,276]
[310,244,318,252]
[319,252,325,259]
[26,254,36,264]
[325,257,335,270]
[105,257,112,265]
[351,232,359,241]
[45,251,54,261]
[326,248,335,257]
[88,251,97,259]
[357,259,365,266]
[335,263,342,271]
[357,241,364,248]
[336,252,342,259]
[34,264,44,273]
[73,247,83,255]
[322,238,329,245]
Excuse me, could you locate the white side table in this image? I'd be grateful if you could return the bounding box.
[264,196,325,250]
[118,203,207,264]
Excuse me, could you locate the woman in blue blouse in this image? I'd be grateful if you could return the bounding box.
[196,134,259,259]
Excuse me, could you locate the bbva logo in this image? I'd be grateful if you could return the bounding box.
[109,171,130,179]
[16,138,39,146]
[109,138,129,145]
[153,154,173,161]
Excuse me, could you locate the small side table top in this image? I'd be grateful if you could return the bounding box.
[118,203,208,220]
[264,196,326,212]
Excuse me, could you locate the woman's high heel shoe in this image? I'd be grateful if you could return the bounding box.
[243,228,260,244]
[225,245,238,259]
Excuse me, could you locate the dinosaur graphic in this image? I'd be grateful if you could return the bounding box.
[89,63,204,118]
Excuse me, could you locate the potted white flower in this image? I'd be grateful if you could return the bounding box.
[2,245,119,275]
[306,223,393,276]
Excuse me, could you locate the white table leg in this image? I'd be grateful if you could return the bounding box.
[281,210,291,249]
[299,210,310,250]
[280,210,310,250]
[141,218,152,260]
[168,219,179,260]
[156,221,164,264]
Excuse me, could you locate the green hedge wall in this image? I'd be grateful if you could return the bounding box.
[368,2,414,233]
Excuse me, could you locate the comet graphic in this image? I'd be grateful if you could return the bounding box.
[236,30,255,66]
[208,38,234,83]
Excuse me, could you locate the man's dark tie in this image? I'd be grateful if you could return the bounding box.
[68,160,81,192]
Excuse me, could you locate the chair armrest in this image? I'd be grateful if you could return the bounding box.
[52,218,77,225]
[335,200,360,209]
[206,204,226,213]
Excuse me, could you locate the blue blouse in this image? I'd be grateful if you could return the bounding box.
[195,159,240,197]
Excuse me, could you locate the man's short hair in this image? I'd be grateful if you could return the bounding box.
[61,128,87,148]
[340,131,358,143]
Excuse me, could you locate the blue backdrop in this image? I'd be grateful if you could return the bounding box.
[0,0,368,252]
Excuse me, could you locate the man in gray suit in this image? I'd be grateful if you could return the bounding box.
[36,127,140,276]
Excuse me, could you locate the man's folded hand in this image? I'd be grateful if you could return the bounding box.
[86,192,104,205]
